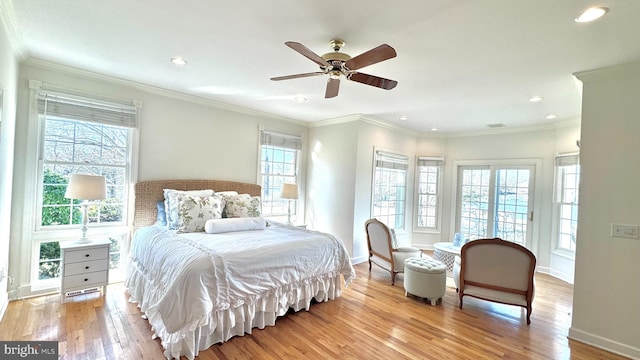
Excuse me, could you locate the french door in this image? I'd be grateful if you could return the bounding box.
[456,165,535,247]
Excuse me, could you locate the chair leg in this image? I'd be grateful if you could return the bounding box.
[368,259,372,272]
[526,304,532,325]
[391,272,396,286]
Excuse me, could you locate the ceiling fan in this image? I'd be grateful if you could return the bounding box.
[271,39,398,98]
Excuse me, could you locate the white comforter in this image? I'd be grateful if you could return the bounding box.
[125,222,355,359]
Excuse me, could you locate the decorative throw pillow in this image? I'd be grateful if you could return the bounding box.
[176,195,223,233]
[163,189,214,230]
[224,194,262,218]
[389,228,399,249]
[204,217,266,234]
[156,200,167,226]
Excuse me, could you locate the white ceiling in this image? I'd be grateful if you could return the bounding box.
[3,0,640,133]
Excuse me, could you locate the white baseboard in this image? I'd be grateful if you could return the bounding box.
[351,255,368,265]
[569,327,640,359]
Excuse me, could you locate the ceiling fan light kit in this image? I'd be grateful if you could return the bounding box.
[271,39,398,98]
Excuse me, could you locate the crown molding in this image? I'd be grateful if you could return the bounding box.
[435,117,581,139]
[0,1,27,60]
[309,113,420,136]
[22,58,307,127]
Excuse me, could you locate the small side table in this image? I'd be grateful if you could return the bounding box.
[433,242,461,275]
[60,238,111,303]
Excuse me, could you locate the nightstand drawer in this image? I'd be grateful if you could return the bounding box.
[64,247,109,264]
[64,270,108,289]
[64,259,109,276]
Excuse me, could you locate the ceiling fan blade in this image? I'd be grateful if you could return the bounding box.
[270,72,325,81]
[345,44,397,70]
[285,41,331,67]
[349,72,398,90]
[325,78,340,98]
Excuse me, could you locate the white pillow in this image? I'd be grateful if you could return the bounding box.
[176,195,223,233]
[205,217,266,234]
[163,189,214,229]
[224,194,262,218]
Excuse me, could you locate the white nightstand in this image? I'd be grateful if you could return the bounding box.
[60,238,111,303]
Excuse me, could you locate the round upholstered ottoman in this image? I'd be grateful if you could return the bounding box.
[404,257,447,305]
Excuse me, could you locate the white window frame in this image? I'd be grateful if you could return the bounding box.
[371,149,409,230]
[30,85,139,289]
[258,129,302,220]
[452,159,539,249]
[553,153,580,255]
[414,156,444,233]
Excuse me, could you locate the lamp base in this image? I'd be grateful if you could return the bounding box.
[73,237,93,244]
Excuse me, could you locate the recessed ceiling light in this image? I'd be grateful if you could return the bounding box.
[399,116,408,121]
[545,114,558,120]
[170,57,188,66]
[294,96,308,103]
[528,96,544,103]
[430,127,438,132]
[575,7,608,23]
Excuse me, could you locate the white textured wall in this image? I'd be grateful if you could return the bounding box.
[570,61,640,359]
[0,11,18,319]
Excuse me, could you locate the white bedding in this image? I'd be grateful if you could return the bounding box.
[125,222,355,359]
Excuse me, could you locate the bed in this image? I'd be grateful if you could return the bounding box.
[125,179,355,359]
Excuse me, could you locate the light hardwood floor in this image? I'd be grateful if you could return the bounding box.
[0,262,629,360]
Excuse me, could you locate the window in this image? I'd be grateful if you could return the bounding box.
[415,156,443,231]
[456,164,535,246]
[34,89,137,283]
[372,150,408,229]
[259,130,301,217]
[554,154,580,252]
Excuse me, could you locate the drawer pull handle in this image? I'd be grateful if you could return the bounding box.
[85,266,90,270]
[84,278,88,282]
[85,254,90,257]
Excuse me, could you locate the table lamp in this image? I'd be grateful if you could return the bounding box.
[280,183,298,225]
[65,174,107,243]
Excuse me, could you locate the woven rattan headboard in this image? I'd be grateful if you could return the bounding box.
[132,179,261,231]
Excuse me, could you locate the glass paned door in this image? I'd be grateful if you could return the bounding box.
[457,165,534,247]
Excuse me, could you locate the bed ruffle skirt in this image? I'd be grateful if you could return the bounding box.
[125,261,344,360]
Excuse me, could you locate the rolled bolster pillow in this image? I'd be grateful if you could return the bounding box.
[205,217,266,234]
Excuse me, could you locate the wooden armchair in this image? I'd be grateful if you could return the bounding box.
[365,218,422,285]
[453,238,536,324]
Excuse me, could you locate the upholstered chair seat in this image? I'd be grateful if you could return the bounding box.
[365,219,422,285]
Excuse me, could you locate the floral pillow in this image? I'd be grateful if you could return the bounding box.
[163,189,214,230]
[224,194,262,218]
[176,195,223,233]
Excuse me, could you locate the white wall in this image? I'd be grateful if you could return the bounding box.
[9,61,307,298]
[307,118,418,261]
[569,61,640,359]
[307,121,359,257]
[0,10,19,319]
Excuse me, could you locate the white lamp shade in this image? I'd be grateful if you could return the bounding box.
[280,183,299,200]
[65,174,107,200]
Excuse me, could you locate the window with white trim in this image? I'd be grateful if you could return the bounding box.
[259,130,301,218]
[35,89,137,284]
[415,156,443,231]
[554,153,580,252]
[372,150,408,230]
